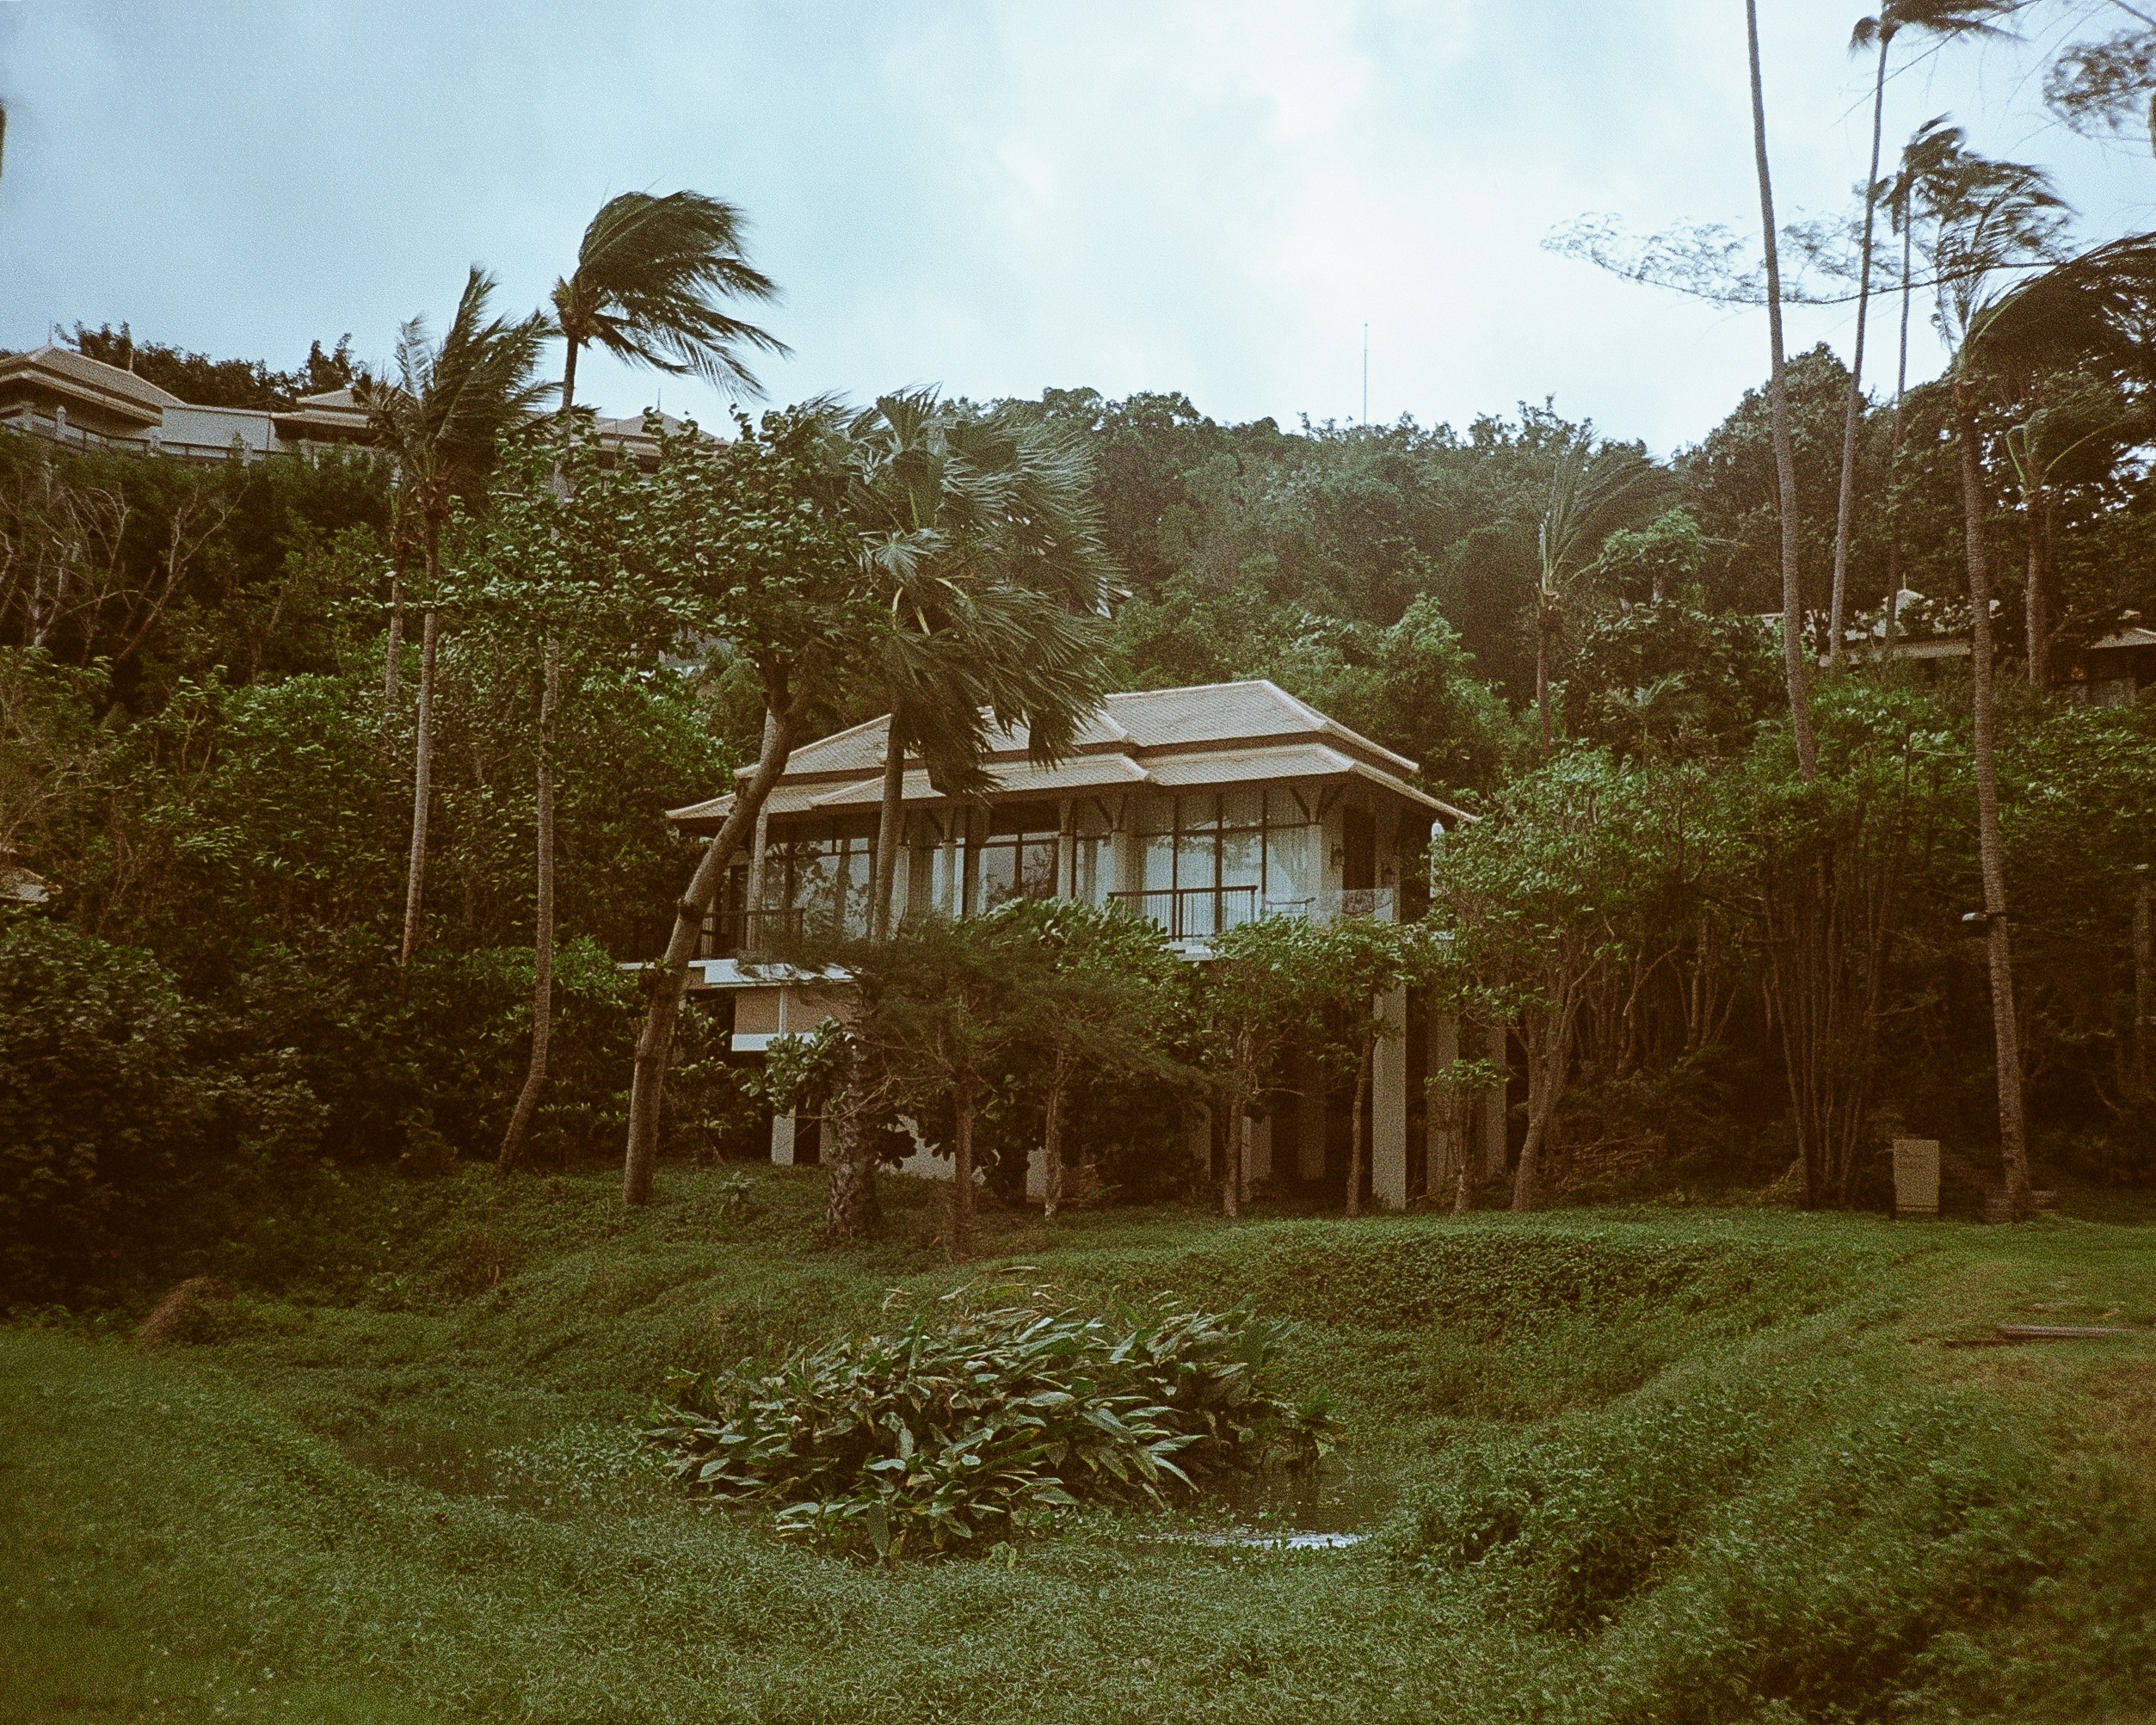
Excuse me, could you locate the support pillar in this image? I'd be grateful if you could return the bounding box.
[1371,985,1409,1211]
[771,1110,797,1166]
[1426,1011,1460,1192]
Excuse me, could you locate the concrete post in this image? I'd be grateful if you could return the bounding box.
[1371,985,1409,1210]
[1426,1011,1460,1192]
[771,1110,798,1165]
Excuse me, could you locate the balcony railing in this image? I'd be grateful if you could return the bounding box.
[1106,884,1398,941]
[1107,885,1260,940]
[699,906,805,958]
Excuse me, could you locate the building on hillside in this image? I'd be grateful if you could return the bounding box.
[0,344,672,469]
[1765,594,2156,706]
[664,680,1509,1205]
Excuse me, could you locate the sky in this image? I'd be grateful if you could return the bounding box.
[3,1,2153,459]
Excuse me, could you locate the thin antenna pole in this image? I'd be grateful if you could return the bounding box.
[1361,323,1369,426]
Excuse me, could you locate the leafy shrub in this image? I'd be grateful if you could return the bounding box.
[638,1284,1340,1559]
[0,912,322,1304]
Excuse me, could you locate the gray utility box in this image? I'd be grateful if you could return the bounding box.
[1893,1138,1941,1217]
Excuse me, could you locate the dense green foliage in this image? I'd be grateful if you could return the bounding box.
[644,1285,1335,1557]
[7,275,2156,1298]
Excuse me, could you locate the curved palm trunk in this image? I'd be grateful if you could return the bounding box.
[1884,220,1916,654]
[399,603,439,965]
[1829,32,1894,669]
[1042,1053,1070,1220]
[1747,0,1817,781]
[1954,375,2033,1221]
[560,338,581,419]
[624,698,802,1206]
[1345,1040,1371,1218]
[497,634,559,1175]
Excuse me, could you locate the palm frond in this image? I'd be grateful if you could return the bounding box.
[553,190,789,401]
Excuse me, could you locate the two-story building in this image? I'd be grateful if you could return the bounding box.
[663,680,1509,1207]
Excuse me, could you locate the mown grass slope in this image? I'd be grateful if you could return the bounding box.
[3,1166,2153,1724]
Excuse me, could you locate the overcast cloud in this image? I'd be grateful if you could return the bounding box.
[3,1,2152,455]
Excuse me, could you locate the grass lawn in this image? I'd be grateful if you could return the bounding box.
[3,1166,2153,1723]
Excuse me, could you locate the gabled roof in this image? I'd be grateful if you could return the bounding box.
[0,345,185,420]
[667,681,1469,830]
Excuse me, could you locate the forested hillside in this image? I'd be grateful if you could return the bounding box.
[4,315,2156,1305]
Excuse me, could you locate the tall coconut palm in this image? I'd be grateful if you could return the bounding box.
[506,196,782,1172]
[1913,133,2071,1222]
[552,190,788,414]
[1829,3,2022,668]
[1533,434,1660,757]
[817,391,1114,1241]
[1746,0,1818,780]
[358,268,551,964]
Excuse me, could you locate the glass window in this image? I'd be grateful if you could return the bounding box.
[1221,787,1264,830]
[976,806,1060,909]
[1220,825,1260,888]
[1176,830,1216,891]
[1143,830,1175,894]
[1264,823,1313,909]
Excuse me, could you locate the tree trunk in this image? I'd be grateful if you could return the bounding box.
[950,1082,976,1262]
[2024,472,2049,690]
[399,604,439,964]
[1536,596,1555,759]
[2134,867,2153,1097]
[1220,1090,1241,1218]
[1955,376,2033,1221]
[1829,32,1892,670]
[1884,219,1915,649]
[623,696,802,1207]
[1042,1057,1069,1220]
[1345,1041,1371,1219]
[824,715,908,1241]
[382,568,404,720]
[871,718,906,943]
[497,633,558,1176]
[560,338,580,419]
[821,1039,887,1242]
[1746,0,1817,780]
[1451,1095,1475,1217]
[1512,995,1574,1213]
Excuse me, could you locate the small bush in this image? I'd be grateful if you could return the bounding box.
[638,1283,1340,1559]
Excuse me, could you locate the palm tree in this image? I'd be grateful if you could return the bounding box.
[1533,433,1660,757]
[2003,370,2140,688]
[1913,132,2071,1222]
[358,268,551,964]
[1746,0,1818,780]
[1830,3,2021,668]
[816,391,1114,1241]
[503,196,784,1172]
[552,191,788,414]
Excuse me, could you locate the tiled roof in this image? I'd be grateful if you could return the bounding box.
[0,345,185,417]
[666,681,1466,830]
